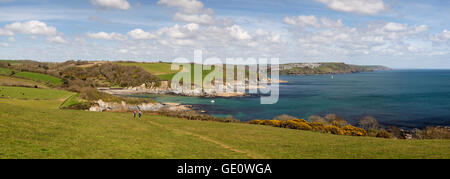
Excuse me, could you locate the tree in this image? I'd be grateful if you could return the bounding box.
[308,115,327,124]
[359,116,379,130]
[273,114,296,121]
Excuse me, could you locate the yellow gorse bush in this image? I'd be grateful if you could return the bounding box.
[249,117,369,137]
[342,125,368,136]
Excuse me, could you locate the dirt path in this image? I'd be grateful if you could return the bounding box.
[144,119,263,159]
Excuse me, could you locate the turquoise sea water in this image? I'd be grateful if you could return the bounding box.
[129,70,450,128]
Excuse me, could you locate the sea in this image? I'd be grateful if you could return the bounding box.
[127,70,450,128]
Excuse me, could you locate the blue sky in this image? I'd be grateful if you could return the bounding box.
[0,0,449,68]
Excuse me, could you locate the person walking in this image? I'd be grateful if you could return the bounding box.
[133,110,137,119]
[138,111,142,120]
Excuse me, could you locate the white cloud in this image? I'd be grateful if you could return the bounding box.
[0,28,13,36]
[118,49,128,54]
[0,42,9,47]
[47,36,68,44]
[285,15,430,59]
[383,22,407,32]
[173,13,213,24]
[89,0,131,10]
[157,0,205,14]
[4,20,58,36]
[227,25,252,40]
[86,31,127,41]
[316,0,386,15]
[320,18,344,28]
[0,20,67,44]
[127,29,154,40]
[158,0,214,24]
[430,29,450,43]
[284,15,343,29]
[153,23,200,39]
[115,21,284,59]
[284,15,319,27]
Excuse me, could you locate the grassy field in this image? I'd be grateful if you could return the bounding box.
[117,62,214,82]
[117,62,179,80]
[0,60,24,65]
[14,71,63,85]
[0,86,72,100]
[0,86,448,159]
[0,67,63,86]
[59,93,82,108]
[118,62,177,75]
[0,76,49,88]
[0,68,13,76]
[117,62,245,83]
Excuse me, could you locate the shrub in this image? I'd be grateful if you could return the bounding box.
[367,128,379,137]
[376,130,392,139]
[292,119,307,123]
[249,120,264,125]
[359,116,379,130]
[263,120,282,127]
[324,114,344,123]
[388,126,402,139]
[62,102,92,110]
[224,115,238,123]
[342,125,368,136]
[309,122,326,132]
[308,115,328,124]
[0,62,9,68]
[247,114,387,138]
[273,114,296,121]
[414,126,450,139]
[296,122,313,131]
[331,120,348,128]
[324,125,345,135]
[60,62,160,90]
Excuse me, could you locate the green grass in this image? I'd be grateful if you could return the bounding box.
[118,62,245,85]
[59,93,82,108]
[0,68,13,76]
[0,86,448,159]
[0,60,23,65]
[156,73,177,81]
[14,72,63,86]
[0,86,73,100]
[117,62,181,81]
[0,75,49,88]
[0,67,63,86]
[118,62,178,75]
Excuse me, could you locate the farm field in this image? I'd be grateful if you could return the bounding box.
[0,76,49,88]
[0,67,63,86]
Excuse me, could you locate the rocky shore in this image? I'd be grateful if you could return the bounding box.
[99,79,286,98]
[89,99,191,112]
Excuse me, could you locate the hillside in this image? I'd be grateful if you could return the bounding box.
[279,63,390,75]
[0,67,62,86]
[116,62,390,80]
[0,86,448,159]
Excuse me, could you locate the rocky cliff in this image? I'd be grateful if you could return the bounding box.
[89,99,190,112]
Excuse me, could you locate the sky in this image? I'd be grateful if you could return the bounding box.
[0,0,449,68]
